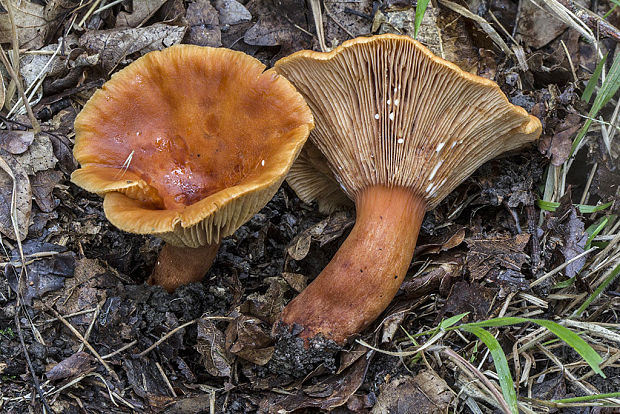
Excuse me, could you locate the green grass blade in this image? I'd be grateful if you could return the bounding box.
[585,217,609,249]
[577,201,613,214]
[414,0,431,39]
[574,263,620,318]
[571,52,620,157]
[440,312,469,329]
[553,392,620,403]
[582,54,607,103]
[537,200,560,212]
[455,317,605,377]
[461,326,518,413]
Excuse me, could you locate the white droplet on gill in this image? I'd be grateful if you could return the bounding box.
[428,160,443,181]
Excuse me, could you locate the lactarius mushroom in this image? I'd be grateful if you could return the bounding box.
[72,45,313,292]
[274,34,541,344]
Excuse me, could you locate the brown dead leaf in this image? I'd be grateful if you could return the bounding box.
[215,0,251,26]
[414,226,466,256]
[244,0,312,55]
[116,0,167,27]
[185,0,222,46]
[31,169,63,212]
[281,272,307,293]
[465,233,530,281]
[287,211,354,261]
[401,260,461,298]
[226,315,274,365]
[371,371,452,413]
[267,349,374,411]
[5,241,74,305]
[544,192,588,279]
[196,318,233,377]
[539,114,582,166]
[79,23,186,72]
[0,151,31,241]
[12,134,57,175]
[241,277,288,324]
[0,130,34,155]
[440,281,496,321]
[517,0,567,49]
[46,351,96,381]
[287,231,312,260]
[0,1,46,49]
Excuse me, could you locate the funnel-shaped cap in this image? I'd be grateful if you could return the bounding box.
[72,45,313,247]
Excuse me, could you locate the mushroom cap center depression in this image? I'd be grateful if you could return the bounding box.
[77,50,305,211]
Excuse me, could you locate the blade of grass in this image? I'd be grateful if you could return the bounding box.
[582,54,607,103]
[577,202,613,214]
[414,0,430,39]
[461,325,518,414]
[440,312,469,329]
[453,317,605,377]
[586,217,609,249]
[553,392,620,403]
[573,262,620,317]
[571,52,620,157]
[537,200,560,212]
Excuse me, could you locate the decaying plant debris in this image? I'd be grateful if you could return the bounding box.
[0,0,619,413]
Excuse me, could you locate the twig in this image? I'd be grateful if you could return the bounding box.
[442,347,513,414]
[47,306,120,382]
[14,310,54,413]
[0,45,40,133]
[530,247,598,287]
[439,0,513,56]
[138,319,198,357]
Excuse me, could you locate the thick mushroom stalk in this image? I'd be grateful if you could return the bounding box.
[275,34,542,344]
[280,185,425,343]
[71,45,313,292]
[147,243,220,292]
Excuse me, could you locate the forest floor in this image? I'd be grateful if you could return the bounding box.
[0,0,619,413]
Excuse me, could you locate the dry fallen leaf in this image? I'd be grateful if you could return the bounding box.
[0,1,46,49]
[116,0,167,27]
[46,351,96,381]
[31,169,63,212]
[244,0,313,55]
[79,23,186,72]
[185,0,222,47]
[215,0,251,26]
[371,371,453,413]
[0,130,35,155]
[196,318,233,377]
[11,133,57,175]
[226,315,274,365]
[465,233,531,282]
[0,151,32,241]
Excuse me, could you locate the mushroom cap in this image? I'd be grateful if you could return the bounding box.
[274,34,541,211]
[72,45,313,247]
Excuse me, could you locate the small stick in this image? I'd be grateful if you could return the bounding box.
[47,306,119,382]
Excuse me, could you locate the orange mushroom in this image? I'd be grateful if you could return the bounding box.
[72,45,313,292]
[274,34,541,344]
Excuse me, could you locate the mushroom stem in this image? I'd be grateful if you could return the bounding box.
[279,185,426,344]
[148,242,220,292]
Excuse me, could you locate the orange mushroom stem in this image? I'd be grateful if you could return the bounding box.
[147,242,220,292]
[279,185,425,344]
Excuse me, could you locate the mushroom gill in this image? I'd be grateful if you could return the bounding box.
[274,34,541,344]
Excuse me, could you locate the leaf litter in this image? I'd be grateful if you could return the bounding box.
[0,0,619,413]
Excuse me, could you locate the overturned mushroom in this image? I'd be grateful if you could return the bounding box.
[72,45,313,292]
[275,34,541,344]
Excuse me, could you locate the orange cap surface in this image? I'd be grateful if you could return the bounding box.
[72,45,313,247]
